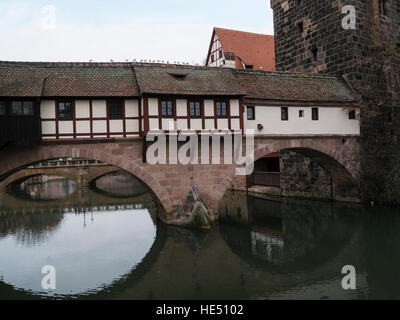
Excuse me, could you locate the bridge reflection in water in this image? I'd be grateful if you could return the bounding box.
[1,179,400,299]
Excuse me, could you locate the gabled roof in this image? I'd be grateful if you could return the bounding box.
[0,61,140,97]
[133,63,246,96]
[209,27,275,71]
[236,69,356,102]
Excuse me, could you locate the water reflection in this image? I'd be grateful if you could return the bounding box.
[0,172,159,298]
[1,185,400,300]
[92,171,148,198]
[7,175,77,201]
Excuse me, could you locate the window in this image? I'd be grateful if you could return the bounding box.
[312,108,319,120]
[247,106,255,120]
[349,110,356,120]
[219,50,223,59]
[297,21,304,33]
[312,47,318,60]
[0,101,6,115]
[189,101,202,118]
[108,100,123,119]
[211,54,215,63]
[161,100,174,117]
[281,107,288,121]
[245,65,254,70]
[58,101,73,120]
[299,110,304,118]
[10,101,34,116]
[216,101,228,117]
[378,0,388,15]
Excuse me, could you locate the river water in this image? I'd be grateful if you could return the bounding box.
[0,173,399,300]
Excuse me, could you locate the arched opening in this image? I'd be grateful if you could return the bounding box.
[249,147,360,202]
[0,156,167,298]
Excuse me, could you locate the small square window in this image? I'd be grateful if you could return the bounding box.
[161,100,174,117]
[312,47,319,61]
[11,101,23,115]
[58,101,73,120]
[108,100,123,119]
[297,22,304,33]
[281,107,289,121]
[247,106,255,120]
[299,110,304,118]
[23,101,34,116]
[349,110,356,120]
[0,101,6,115]
[189,101,202,118]
[216,101,228,117]
[312,108,319,121]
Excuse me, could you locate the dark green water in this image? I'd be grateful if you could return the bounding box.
[0,175,400,300]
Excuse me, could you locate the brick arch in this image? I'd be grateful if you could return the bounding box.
[252,137,360,200]
[0,144,175,215]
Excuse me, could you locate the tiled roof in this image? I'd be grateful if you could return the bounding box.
[0,61,140,97]
[0,61,357,102]
[133,64,246,96]
[236,69,356,102]
[213,27,275,71]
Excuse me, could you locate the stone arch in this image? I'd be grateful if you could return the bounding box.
[253,139,360,201]
[0,143,175,214]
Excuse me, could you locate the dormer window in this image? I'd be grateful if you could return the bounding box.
[168,72,188,80]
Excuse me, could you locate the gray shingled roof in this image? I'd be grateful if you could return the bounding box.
[133,64,246,96]
[235,69,356,102]
[0,61,357,102]
[0,62,140,97]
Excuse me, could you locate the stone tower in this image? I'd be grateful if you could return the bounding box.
[271,0,400,205]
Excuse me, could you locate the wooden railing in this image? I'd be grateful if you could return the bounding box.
[249,171,280,188]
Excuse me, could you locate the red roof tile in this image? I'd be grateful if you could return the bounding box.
[212,27,275,71]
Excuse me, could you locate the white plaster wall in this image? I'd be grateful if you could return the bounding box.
[126,119,139,132]
[40,100,55,119]
[93,120,107,133]
[176,99,187,116]
[217,119,229,130]
[231,119,241,130]
[245,106,360,135]
[205,119,215,130]
[230,99,240,116]
[190,119,202,130]
[149,98,158,116]
[125,99,139,117]
[110,120,123,133]
[177,119,188,130]
[149,118,159,130]
[59,121,74,134]
[41,121,56,135]
[162,118,174,130]
[75,100,90,118]
[204,100,214,116]
[92,100,107,118]
[76,121,90,134]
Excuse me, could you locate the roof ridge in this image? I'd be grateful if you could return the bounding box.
[214,27,274,38]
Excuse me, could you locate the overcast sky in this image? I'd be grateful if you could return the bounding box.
[0,0,274,65]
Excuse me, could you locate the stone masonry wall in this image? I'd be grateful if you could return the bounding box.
[280,150,332,200]
[271,0,400,205]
